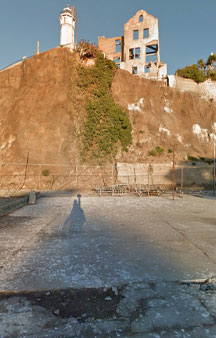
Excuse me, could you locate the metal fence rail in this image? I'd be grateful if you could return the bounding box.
[0,162,215,193]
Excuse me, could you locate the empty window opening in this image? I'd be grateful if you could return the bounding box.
[129,48,134,60]
[114,57,120,63]
[115,39,121,53]
[146,44,158,55]
[143,28,149,38]
[145,66,150,73]
[135,47,141,59]
[139,15,143,22]
[146,54,157,63]
[132,66,138,75]
[64,16,66,23]
[129,48,140,60]
[133,30,139,40]
[114,57,120,68]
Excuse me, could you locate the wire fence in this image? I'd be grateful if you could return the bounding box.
[0,162,215,193]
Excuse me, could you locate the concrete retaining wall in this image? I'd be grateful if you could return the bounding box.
[0,163,214,191]
[0,193,40,217]
[0,196,29,217]
[169,75,216,101]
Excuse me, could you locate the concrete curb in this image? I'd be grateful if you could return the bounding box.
[0,192,40,218]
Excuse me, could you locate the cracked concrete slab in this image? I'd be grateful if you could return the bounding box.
[0,194,216,337]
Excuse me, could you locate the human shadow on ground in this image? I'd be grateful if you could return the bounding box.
[63,194,86,231]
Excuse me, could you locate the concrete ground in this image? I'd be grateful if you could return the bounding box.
[0,194,216,337]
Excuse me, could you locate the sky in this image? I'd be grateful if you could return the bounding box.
[0,0,215,74]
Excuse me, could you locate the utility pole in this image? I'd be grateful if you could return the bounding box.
[37,40,40,55]
[172,148,175,200]
[214,136,216,196]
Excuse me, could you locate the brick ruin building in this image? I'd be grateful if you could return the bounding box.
[98,10,167,79]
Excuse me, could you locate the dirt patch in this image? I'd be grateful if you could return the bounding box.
[0,287,124,322]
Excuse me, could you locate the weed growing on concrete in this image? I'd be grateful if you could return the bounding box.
[42,169,50,177]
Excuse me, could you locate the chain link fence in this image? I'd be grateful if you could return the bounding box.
[0,162,215,193]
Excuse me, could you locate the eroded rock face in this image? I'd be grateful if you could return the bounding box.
[0,48,83,165]
[111,70,216,162]
[0,48,216,190]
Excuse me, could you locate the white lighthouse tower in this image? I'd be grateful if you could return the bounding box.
[59,5,76,50]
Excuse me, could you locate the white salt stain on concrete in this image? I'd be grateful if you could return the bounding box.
[159,125,170,136]
[210,122,216,140]
[164,100,173,113]
[192,124,209,142]
[176,134,183,143]
[164,106,173,113]
[0,136,15,150]
[0,144,6,150]
[128,98,144,112]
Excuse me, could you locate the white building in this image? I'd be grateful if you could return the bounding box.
[98,10,167,79]
[59,6,76,50]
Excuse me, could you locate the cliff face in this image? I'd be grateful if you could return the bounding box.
[0,48,84,165]
[112,70,216,162]
[0,48,216,168]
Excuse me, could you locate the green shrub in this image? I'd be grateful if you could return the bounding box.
[77,50,132,161]
[155,146,164,155]
[139,130,144,134]
[187,155,198,161]
[207,70,216,81]
[200,157,206,162]
[42,169,50,176]
[206,159,214,165]
[148,149,157,156]
[176,64,206,83]
[168,148,173,153]
[148,146,164,156]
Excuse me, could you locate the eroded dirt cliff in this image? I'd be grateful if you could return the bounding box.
[112,70,216,163]
[0,48,84,165]
[0,48,216,167]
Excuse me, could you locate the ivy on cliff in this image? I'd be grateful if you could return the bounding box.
[77,50,132,162]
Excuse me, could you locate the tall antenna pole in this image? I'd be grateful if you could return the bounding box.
[213,136,215,196]
[172,148,175,200]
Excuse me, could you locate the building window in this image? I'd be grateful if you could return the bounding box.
[133,30,139,40]
[132,66,138,75]
[114,57,120,63]
[114,57,120,68]
[146,54,157,63]
[64,16,66,23]
[146,44,158,55]
[143,28,149,38]
[135,47,141,59]
[129,48,140,60]
[145,66,150,73]
[129,48,134,60]
[115,39,121,53]
[139,15,143,22]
